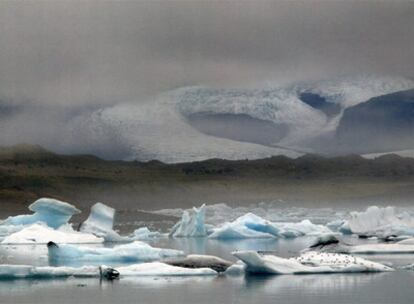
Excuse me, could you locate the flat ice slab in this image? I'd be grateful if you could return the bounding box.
[48,241,184,265]
[1,223,103,244]
[115,262,217,276]
[233,251,393,274]
[0,265,100,279]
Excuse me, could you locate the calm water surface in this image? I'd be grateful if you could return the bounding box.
[1,238,414,304]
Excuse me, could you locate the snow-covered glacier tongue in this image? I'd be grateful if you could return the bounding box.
[66,75,413,162]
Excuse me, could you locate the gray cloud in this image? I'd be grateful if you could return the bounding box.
[0,0,413,106]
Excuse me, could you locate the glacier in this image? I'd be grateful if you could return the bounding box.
[79,202,127,242]
[3,75,413,162]
[169,204,208,238]
[1,223,103,244]
[47,241,184,265]
[233,251,393,274]
[2,198,80,229]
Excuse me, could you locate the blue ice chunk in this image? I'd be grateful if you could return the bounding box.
[209,213,331,239]
[3,198,80,229]
[169,204,207,237]
[79,202,128,242]
[48,241,184,266]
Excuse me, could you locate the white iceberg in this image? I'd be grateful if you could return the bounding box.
[0,264,100,279]
[47,241,184,265]
[79,203,127,242]
[0,263,216,280]
[2,198,80,229]
[114,262,217,277]
[1,223,103,244]
[208,213,331,239]
[307,234,414,254]
[348,241,414,254]
[132,227,161,240]
[169,205,207,238]
[346,206,414,238]
[233,251,393,274]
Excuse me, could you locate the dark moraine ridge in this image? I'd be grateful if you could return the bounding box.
[1,144,414,212]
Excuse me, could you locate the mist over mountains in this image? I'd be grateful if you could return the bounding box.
[1,75,414,162]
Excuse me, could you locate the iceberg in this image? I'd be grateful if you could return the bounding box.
[164,254,233,273]
[346,206,414,238]
[1,223,103,244]
[2,198,80,229]
[132,227,161,240]
[79,203,127,242]
[208,213,331,239]
[169,205,207,237]
[113,262,217,277]
[0,263,216,280]
[306,234,414,254]
[348,241,414,254]
[233,251,393,274]
[47,241,184,265]
[0,265,100,279]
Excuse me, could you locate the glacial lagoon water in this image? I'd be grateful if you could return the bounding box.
[1,238,414,304]
[2,205,414,304]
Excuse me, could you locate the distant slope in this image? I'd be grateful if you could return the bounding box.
[2,145,414,210]
[337,89,414,153]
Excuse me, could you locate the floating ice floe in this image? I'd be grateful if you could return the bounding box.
[2,198,80,229]
[169,205,208,238]
[339,206,414,238]
[208,213,331,239]
[79,203,128,242]
[113,262,217,277]
[1,223,103,244]
[233,251,393,274]
[164,254,233,273]
[0,265,100,279]
[307,234,414,254]
[131,227,162,240]
[0,263,217,280]
[47,241,184,265]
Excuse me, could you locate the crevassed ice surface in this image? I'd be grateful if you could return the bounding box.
[65,75,414,162]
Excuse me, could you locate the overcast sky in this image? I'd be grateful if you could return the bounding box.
[0,0,413,106]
